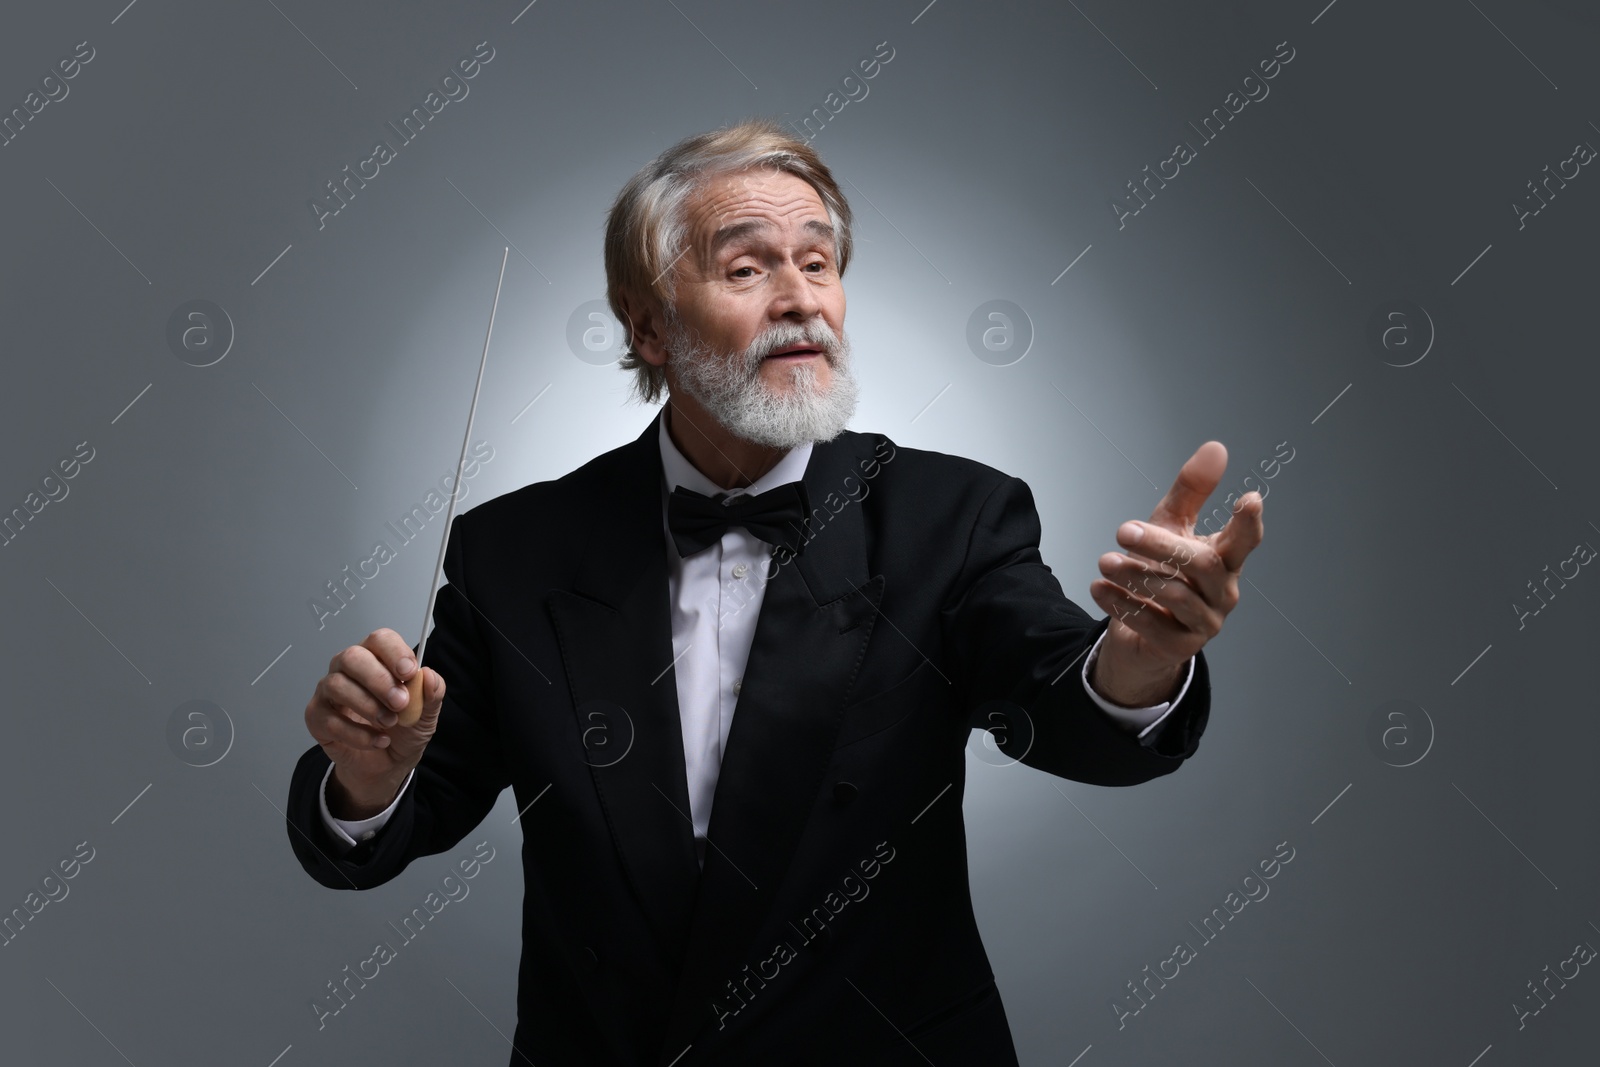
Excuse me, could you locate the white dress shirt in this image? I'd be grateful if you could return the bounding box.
[319,421,1195,858]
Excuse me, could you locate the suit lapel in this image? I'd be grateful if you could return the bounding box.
[546,410,703,969]
[547,409,886,1050]
[660,424,885,1053]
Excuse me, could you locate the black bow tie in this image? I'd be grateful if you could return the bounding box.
[667,481,811,558]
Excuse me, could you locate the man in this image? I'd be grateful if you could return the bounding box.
[284,118,1264,1065]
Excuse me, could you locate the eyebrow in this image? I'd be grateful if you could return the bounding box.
[709,217,835,255]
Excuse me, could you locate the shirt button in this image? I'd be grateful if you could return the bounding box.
[732,563,748,579]
[733,678,742,695]
[359,830,375,841]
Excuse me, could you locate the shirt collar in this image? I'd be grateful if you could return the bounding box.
[657,407,813,500]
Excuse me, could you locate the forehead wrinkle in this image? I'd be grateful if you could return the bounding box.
[709,217,834,255]
[694,175,825,228]
[677,172,832,278]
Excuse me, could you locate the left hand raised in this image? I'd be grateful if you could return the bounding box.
[1087,441,1264,706]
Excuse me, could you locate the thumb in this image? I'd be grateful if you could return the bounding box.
[398,666,446,729]
[415,667,446,730]
[422,667,446,719]
[1213,491,1265,572]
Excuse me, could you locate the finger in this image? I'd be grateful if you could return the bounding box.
[1148,441,1228,532]
[334,706,394,741]
[331,644,411,716]
[318,671,398,728]
[1213,490,1265,572]
[1098,553,1222,636]
[363,627,420,681]
[1088,580,1190,657]
[312,706,391,750]
[1115,521,1229,605]
[1090,574,1175,624]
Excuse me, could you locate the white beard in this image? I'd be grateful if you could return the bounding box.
[664,311,860,450]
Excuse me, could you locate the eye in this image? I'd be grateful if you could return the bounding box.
[731,266,756,279]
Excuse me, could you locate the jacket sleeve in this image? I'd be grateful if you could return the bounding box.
[939,474,1210,786]
[284,510,512,889]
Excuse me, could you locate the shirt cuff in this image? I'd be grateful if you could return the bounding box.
[1080,629,1196,741]
[318,762,414,852]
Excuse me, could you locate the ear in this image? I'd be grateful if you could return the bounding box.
[617,288,669,369]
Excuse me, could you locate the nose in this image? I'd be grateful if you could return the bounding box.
[769,260,822,323]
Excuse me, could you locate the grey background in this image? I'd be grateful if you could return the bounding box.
[1,0,1595,1063]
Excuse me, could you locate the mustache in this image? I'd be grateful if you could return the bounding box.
[664,316,847,382]
[739,320,843,368]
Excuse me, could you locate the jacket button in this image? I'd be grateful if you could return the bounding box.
[581,946,600,974]
[833,781,857,806]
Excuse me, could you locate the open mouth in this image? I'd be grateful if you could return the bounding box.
[765,346,821,360]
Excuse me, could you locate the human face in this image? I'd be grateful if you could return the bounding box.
[661,167,856,447]
[675,168,847,383]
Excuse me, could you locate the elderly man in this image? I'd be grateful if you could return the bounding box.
[285,117,1263,1066]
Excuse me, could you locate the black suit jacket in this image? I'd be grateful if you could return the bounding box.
[285,409,1210,1065]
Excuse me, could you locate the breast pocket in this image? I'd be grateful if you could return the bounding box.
[833,658,935,750]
